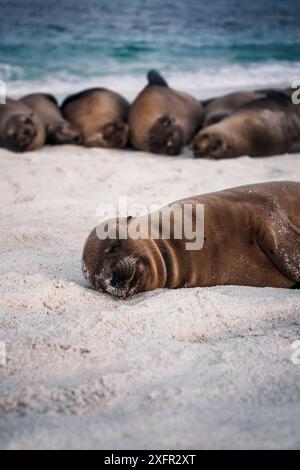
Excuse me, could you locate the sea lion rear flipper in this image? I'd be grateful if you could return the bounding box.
[147,70,169,87]
[259,211,300,282]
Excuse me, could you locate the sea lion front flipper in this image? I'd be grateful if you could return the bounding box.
[147,70,169,87]
[258,211,300,283]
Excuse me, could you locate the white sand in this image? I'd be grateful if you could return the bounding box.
[0,145,300,450]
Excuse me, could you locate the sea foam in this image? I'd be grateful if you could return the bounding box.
[3,61,300,102]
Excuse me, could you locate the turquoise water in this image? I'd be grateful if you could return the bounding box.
[0,0,300,99]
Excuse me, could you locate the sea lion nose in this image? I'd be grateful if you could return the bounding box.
[73,135,81,144]
[110,272,125,288]
[210,139,222,152]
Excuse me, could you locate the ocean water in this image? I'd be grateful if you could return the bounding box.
[0,0,300,100]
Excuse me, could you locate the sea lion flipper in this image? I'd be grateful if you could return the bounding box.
[147,70,168,88]
[259,211,300,282]
[264,89,292,104]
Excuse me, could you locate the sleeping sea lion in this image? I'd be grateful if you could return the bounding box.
[61,88,130,148]
[202,90,267,127]
[191,91,300,159]
[82,181,300,297]
[20,94,81,145]
[129,70,205,155]
[0,98,46,152]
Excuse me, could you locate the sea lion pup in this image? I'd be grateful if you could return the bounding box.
[129,70,204,155]
[0,98,46,152]
[61,88,130,148]
[191,91,300,159]
[202,90,267,127]
[20,94,81,145]
[82,181,300,297]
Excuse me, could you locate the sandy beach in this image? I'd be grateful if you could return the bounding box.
[0,145,300,450]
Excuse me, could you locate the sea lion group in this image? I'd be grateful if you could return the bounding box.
[1,71,299,296]
[1,70,299,159]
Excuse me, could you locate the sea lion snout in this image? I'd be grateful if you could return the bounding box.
[97,256,138,297]
[102,121,129,149]
[84,122,129,148]
[4,115,37,151]
[192,132,229,159]
[149,116,183,156]
[94,254,148,298]
[47,122,82,145]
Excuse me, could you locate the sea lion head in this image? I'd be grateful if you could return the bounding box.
[3,113,37,152]
[149,116,184,156]
[82,218,154,298]
[47,122,82,145]
[191,131,234,159]
[84,121,129,149]
[102,121,129,148]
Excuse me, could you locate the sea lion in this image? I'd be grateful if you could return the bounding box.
[20,94,81,145]
[61,88,130,148]
[202,90,266,127]
[191,91,300,159]
[82,181,300,297]
[0,98,46,152]
[129,70,204,155]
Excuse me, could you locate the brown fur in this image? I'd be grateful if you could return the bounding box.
[0,98,46,152]
[192,91,300,159]
[61,88,130,149]
[20,94,81,145]
[82,181,300,297]
[202,91,266,127]
[129,85,204,155]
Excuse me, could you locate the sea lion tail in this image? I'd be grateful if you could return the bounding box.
[147,70,169,87]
